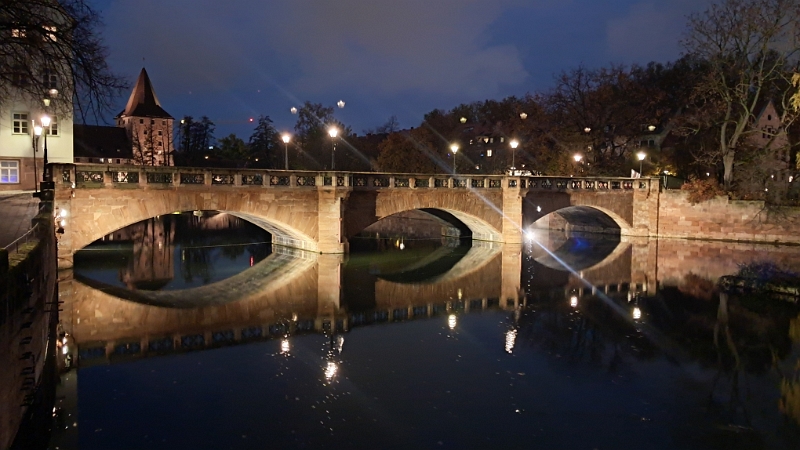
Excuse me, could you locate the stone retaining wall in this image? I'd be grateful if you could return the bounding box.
[657,191,800,244]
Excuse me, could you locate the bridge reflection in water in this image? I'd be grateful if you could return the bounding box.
[58,225,644,367]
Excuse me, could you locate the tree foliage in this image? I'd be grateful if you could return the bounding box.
[682,0,800,190]
[0,0,126,121]
[248,115,279,167]
[376,128,441,173]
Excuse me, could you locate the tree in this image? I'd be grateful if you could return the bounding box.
[376,128,441,173]
[0,0,126,121]
[545,64,672,175]
[248,115,279,168]
[217,134,249,166]
[293,101,353,170]
[130,122,155,165]
[682,0,800,190]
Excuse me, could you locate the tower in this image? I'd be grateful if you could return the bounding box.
[115,68,173,166]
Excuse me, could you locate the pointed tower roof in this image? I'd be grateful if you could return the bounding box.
[117,68,173,119]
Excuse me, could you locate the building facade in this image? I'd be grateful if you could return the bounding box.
[0,97,73,191]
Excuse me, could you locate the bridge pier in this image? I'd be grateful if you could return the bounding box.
[501,180,524,244]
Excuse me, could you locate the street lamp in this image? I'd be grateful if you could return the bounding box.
[40,115,50,181]
[574,154,583,175]
[450,143,459,174]
[281,134,291,170]
[637,151,646,176]
[32,123,42,192]
[509,139,519,173]
[584,127,591,134]
[328,127,339,170]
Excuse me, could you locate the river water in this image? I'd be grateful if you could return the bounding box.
[45,212,800,449]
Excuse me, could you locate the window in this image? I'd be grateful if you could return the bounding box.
[42,69,58,90]
[1,161,20,184]
[158,130,162,136]
[11,71,28,87]
[162,120,166,125]
[12,28,26,38]
[12,113,29,134]
[139,119,144,124]
[500,137,505,143]
[487,149,493,157]
[46,116,58,136]
[151,119,155,125]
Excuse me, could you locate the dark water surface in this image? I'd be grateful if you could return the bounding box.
[49,213,800,449]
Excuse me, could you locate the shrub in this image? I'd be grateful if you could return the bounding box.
[680,176,726,204]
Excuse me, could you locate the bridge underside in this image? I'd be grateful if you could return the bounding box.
[531,206,623,235]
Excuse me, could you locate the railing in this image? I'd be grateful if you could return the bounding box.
[55,163,652,192]
[3,223,40,255]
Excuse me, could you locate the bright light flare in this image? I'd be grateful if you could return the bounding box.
[448,314,457,330]
[505,329,517,353]
[325,361,338,380]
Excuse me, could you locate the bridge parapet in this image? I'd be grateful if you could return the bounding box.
[56,163,651,193]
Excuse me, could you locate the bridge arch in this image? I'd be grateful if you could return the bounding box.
[523,190,634,234]
[343,190,504,242]
[62,189,323,254]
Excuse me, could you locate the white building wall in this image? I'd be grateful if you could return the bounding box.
[0,99,73,190]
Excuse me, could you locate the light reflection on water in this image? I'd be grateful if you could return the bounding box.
[54,220,800,449]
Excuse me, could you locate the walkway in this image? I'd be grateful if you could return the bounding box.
[0,192,40,248]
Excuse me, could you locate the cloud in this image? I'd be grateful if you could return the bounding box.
[102,0,528,103]
[605,0,710,63]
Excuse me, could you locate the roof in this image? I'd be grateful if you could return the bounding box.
[116,68,173,119]
[73,124,133,159]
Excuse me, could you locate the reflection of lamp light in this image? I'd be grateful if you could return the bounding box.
[336,335,345,354]
[325,361,338,381]
[448,314,457,330]
[505,329,517,353]
[281,339,290,355]
[632,307,642,320]
[570,296,578,308]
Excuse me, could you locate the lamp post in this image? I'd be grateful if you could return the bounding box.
[32,123,42,192]
[281,134,291,170]
[41,89,57,182]
[637,151,646,176]
[328,127,338,170]
[450,143,459,174]
[40,115,50,181]
[574,154,583,175]
[509,139,519,174]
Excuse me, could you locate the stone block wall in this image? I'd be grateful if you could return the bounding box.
[657,191,800,244]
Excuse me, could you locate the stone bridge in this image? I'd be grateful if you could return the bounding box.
[51,164,659,268]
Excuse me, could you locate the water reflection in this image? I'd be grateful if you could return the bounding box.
[49,226,800,449]
[74,212,272,291]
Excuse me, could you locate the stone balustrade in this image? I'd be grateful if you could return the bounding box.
[54,163,651,193]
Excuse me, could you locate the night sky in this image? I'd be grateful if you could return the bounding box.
[88,0,710,138]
